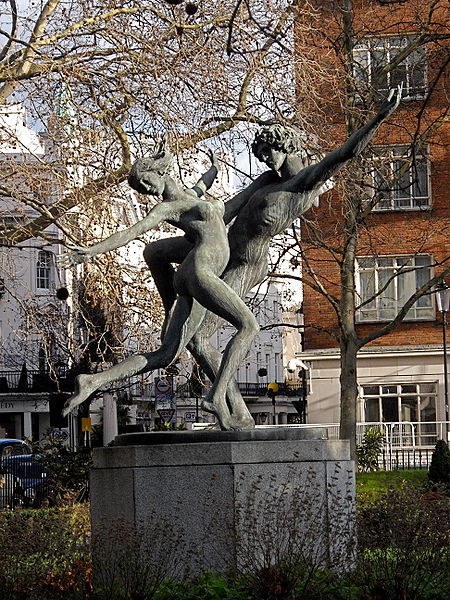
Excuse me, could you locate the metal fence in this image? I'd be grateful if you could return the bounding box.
[0,456,48,510]
[380,447,434,471]
[0,368,73,393]
[199,421,448,471]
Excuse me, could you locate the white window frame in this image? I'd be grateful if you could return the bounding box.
[361,382,437,432]
[353,36,427,100]
[356,255,434,322]
[36,250,52,290]
[368,145,430,211]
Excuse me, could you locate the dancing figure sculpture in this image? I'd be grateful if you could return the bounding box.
[143,86,402,429]
[58,147,259,426]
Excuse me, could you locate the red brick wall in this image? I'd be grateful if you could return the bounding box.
[300,0,450,351]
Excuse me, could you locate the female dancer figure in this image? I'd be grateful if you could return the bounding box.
[58,146,259,428]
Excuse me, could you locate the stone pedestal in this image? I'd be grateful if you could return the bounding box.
[90,429,356,583]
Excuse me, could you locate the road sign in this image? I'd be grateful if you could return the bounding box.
[184,412,196,422]
[156,378,172,394]
[81,417,92,432]
[157,409,175,422]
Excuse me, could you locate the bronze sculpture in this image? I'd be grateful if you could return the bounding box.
[59,86,402,429]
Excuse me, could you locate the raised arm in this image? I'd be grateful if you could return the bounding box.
[57,202,182,268]
[191,151,219,198]
[285,85,402,194]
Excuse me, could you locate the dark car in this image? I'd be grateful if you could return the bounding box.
[0,454,47,507]
[0,438,32,459]
[0,439,47,507]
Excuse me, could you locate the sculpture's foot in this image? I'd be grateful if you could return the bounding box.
[201,398,255,431]
[201,399,216,414]
[62,374,98,416]
[217,413,254,431]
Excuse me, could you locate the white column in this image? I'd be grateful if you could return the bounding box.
[23,411,32,439]
[103,392,118,446]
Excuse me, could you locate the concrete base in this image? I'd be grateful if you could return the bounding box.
[90,429,356,583]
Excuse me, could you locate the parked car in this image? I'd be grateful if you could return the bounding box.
[0,454,47,507]
[0,438,32,459]
[0,439,47,507]
[0,469,23,508]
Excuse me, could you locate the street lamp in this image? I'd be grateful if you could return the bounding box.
[435,282,450,441]
[267,382,279,425]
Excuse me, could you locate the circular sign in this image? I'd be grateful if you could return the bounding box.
[156,378,172,393]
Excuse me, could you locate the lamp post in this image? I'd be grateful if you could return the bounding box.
[435,282,450,441]
[267,382,279,425]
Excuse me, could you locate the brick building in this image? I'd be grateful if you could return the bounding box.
[295,0,449,446]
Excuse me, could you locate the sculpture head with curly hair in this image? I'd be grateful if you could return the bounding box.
[251,124,307,173]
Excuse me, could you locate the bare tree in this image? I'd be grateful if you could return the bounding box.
[0,1,328,395]
[282,0,450,458]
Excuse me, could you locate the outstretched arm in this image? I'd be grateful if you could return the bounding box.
[57,202,182,267]
[191,151,219,198]
[285,85,402,194]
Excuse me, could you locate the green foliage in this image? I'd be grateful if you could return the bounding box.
[356,426,385,472]
[152,421,187,431]
[355,483,450,600]
[428,439,450,486]
[154,573,245,599]
[356,469,428,505]
[0,485,450,600]
[0,504,91,600]
[33,432,92,505]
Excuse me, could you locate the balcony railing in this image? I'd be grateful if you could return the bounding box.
[149,380,304,399]
[0,370,74,394]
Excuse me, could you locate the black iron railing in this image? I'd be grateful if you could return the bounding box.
[380,447,434,470]
[166,381,304,399]
[0,370,74,394]
[0,455,48,510]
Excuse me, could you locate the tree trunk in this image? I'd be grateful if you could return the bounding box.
[339,336,359,461]
[339,206,359,462]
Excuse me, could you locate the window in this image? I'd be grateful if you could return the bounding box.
[356,255,433,322]
[353,36,426,99]
[362,383,437,445]
[36,250,52,290]
[369,146,430,210]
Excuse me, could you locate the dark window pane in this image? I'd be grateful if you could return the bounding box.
[382,397,399,421]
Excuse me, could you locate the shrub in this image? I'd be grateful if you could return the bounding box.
[0,504,91,599]
[33,432,92,505]
[356,427,385,472]
[428,439,450,486]
[355,483,450,600]
[222,466,356,599]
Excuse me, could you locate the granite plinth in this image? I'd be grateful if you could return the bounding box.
[112,426,328,446]
[90,435,356,584]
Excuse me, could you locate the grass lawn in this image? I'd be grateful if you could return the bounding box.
[356,469,428,504]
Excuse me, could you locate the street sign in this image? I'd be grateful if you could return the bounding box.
[81,417,92,432]
[184,412,196,422]
[157,409,175,422]
[156,378,172,394]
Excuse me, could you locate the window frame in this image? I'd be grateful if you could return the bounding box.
[36,250,52,290]
[353,35,427,100]
[360,382,437,445]
[368,145,431,211]
[356,254,434,323]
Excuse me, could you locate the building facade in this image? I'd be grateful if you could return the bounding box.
[297,0,449,445]
[0,104,72,440]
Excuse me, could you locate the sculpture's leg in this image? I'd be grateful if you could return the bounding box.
[187,331,255,429]
[188,274,259,430]
[144,237,192,337]
[63,296,206,416]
